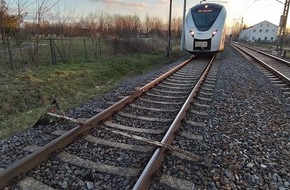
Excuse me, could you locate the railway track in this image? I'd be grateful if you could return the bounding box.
[1,44,289,189]
[0,55,216,189]
[148,61,218,190]
[231,43,290,103]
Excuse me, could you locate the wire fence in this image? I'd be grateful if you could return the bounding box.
[0,36,176,71]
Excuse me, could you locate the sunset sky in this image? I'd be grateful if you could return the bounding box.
[60,0,286,26]
[8,0,288,28]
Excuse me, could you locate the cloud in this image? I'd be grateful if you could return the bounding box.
[160,0,169,3]
[89,0,148,10]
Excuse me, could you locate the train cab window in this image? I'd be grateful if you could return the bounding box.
[191,4,222,31]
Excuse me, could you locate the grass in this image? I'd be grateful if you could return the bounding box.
[0,50,185,139]
[0,37,113,70]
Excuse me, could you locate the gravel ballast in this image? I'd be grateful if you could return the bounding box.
[0,55,188,169]
[206,46,289,189]
[150,45,289,190]
[1,45,289,189]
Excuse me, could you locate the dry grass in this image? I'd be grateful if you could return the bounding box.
[0,51,184,139]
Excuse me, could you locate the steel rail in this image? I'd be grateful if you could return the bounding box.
[232,44,290,84]
[239,43,290,66]
[133,55,216,190]
[0,56,194,189]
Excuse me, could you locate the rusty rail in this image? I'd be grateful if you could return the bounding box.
[133,54,216,190]
[239,43,290,66]
[0,56,194,189]
[232,43,290,84]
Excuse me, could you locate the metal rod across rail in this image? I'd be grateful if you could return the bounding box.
[0,57,194,189]
[133,54,216,190]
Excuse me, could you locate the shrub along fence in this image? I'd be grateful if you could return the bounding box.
[0,36,174,71]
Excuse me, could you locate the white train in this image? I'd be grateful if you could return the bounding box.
[184,3,227,54]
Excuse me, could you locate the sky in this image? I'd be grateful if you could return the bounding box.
[7,0,288,28]
[59,0,286,26]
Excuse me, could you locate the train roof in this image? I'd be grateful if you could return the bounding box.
[191,3,224,10]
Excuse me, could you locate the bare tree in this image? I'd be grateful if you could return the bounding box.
[26,0,59,66]
[172,16,182,38]
[143,15,165,38]
[151,16,165,38]
[231,21,241,41]
[133,14,141,38]
[54,4,76,62]
[96,11,109,56]
[0,0,9,43]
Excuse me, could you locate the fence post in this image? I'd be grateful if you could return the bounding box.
[98,37,102,56]
[50,37,56,64]
[83,37,87,59]
[6,36,14,70]
[53,40,65,64]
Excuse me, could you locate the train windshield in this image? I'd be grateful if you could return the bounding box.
[191,5,222,31]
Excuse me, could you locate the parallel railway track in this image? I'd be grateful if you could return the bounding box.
[1,45,290,189]
[231,43,290,82]
[1,55,216,189]
[231,43,290,103]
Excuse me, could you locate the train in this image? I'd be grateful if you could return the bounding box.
[184,3,227,54]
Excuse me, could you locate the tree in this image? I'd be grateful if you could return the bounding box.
[0,0,9,42]
[144,14,150,38]
[150,16,165,38]
[27,0,59,66]
[231,21,241,41]
[132,14,141,38]
[172,16,182,38]
[143,15,165,38]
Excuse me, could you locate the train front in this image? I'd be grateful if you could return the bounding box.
[185,3,226,54]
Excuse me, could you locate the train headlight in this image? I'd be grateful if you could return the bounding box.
[212,30,218,37]
[190,30,194,37]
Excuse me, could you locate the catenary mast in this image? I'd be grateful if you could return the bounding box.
[276,0,290,51]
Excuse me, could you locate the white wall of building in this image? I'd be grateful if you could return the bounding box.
[239,20,278,42]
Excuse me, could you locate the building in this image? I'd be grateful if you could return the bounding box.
[239,20,278,42]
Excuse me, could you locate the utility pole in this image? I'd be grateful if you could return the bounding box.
[239,17,243,42]
[180,0,186,51]
[240,17,244,31]
[167,0,172,58]
[276,0,290,51]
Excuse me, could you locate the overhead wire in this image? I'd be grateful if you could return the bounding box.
[246,1,276,16]
[275,0,284,4]
[237,0,254,17]
[238,0,262,17]
[237,0,283,22]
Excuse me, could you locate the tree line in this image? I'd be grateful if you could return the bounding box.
[0,0,182,70]
[22,13,182,39]
[0,0,182,42]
